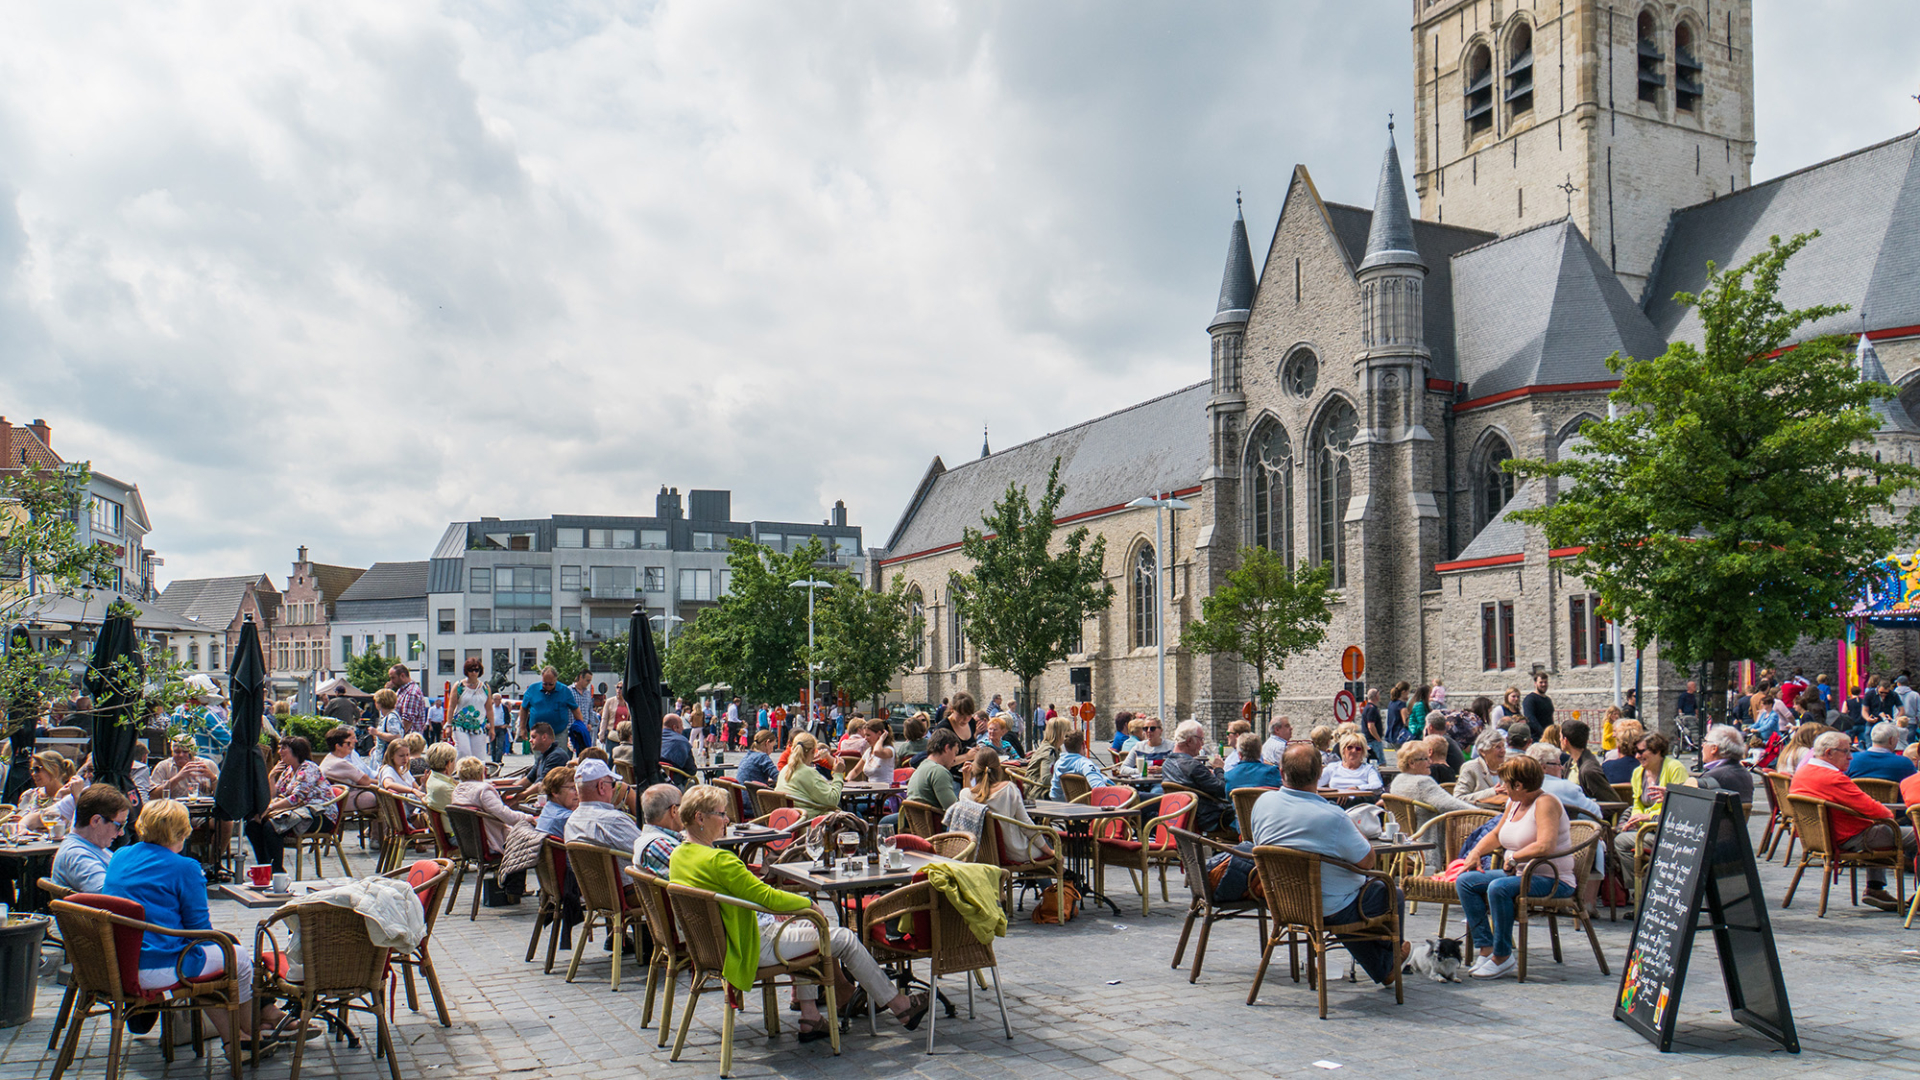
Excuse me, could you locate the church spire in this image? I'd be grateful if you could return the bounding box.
[1359,122,1423,272]
[1211,191,1256,326]
[981,424,991,458]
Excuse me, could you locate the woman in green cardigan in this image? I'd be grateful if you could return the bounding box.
[774,732,854,816]
[670,785,929,1040]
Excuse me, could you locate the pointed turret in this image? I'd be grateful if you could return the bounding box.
[1359,127,1423,272]
[1209,195,1256,330]
[980,424,991,458]
[1858,334,1920,434]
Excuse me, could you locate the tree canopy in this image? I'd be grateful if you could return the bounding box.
[541,627,589,685]
[1182,547,1333,724]
[816,575,921,709]
[701,537,834,706]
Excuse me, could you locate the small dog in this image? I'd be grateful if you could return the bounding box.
[1340,937,1467,984]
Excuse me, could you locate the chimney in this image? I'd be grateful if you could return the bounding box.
[27,419,49,450]
[832,500,847,527]
[297,545,309,564]
[657,485,683,520]
[0,418,9,469]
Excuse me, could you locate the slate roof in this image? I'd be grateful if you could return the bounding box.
[336,561,430,602]
[1359,133,1422,272]
[156,574,274,628]
[1645,129,1920,344]
[1451,219,1669,403]
[1858,334,1920,435]
[1322,204,1493,382]
[1451,478,1540,563]
[308,563,366,604]
[884,383,1211,560]
[1211,204,1257,326]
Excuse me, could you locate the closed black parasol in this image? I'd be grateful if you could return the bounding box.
[623,604,666,789]
[2,625,39,804]
[214,619,270,823]
[86,612,144,794]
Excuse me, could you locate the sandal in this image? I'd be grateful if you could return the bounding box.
[795,1020,832,1044]
[899,992,931,1031]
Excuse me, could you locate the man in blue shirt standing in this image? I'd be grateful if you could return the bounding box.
[519,667,585,753]
[1248,745,1404,986]
[52,784,130,893]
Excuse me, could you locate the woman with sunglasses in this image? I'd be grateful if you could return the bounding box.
[1612,732,1695,893]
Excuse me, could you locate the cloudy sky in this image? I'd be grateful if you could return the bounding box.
[2,1,1914,585]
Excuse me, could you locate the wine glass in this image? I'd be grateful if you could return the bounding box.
[877,824,897,867]
[805,831,824,867]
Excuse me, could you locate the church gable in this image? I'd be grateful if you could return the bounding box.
[1242,167,1366,411]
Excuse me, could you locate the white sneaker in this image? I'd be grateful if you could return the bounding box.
[1465,955,1495,977]
[1472,955,1516,979]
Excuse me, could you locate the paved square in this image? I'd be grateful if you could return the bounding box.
[4,800,1917,1080]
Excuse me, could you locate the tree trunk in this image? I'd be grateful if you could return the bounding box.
[1018,675,1035,748]
[1706,648,1732,768]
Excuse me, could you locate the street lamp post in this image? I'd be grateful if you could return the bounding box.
[1126,494,1191,730]
[649,613,684,651]
[788,579,832,732]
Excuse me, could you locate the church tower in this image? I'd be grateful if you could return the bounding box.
[1204,199,1257,482]
[1409,0,1755,298]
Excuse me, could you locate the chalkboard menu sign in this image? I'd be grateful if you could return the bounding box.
[1615,784,1798,1053]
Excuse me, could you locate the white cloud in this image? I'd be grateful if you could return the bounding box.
[0,1,1906,582]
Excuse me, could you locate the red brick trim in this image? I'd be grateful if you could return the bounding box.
[881,485,1203,567]
[1433,552,1525,574]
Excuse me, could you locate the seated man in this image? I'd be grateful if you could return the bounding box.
[1791,730,1917,911]
[1247,745,1403,986]
[51,784,129,893]
[1695,724,1755,806]
[1225,733,1283,793]
[148,735,218,799]
[525,723,573,788]
[1160,720,1232,834]
[659,714,697,780]
[563,759,642,866]
[633,783,685,877]
[905,730,965,811]
[1259,716,1294,767]
[1049,730,1112,801]
[671,784,928,1038]
[1847,722,1918,784]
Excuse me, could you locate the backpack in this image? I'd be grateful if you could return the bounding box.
[1032,881,1082,923]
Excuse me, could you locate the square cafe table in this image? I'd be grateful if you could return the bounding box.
[764,850,957,927]
[0,836,62,911]
[1028,799,1144,916]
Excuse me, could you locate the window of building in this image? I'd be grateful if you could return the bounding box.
[294,641,307,670]
[274,642,288,670]
[1573,593,1614,666]
[209,643,221,670]
[1499,601,1516,669]
[1464,42,1494,137]
[89,496,123,536]
[679,568,714,602]
[947,599,966,666]
[1674,22,1702,112]
[1248,421,1295,566]
[761,533,782,551]
[560,607,583,631]
[643,567,666,592]
[588,528,637,549]
[831,537,856,559]
[1636,10,1665,105]
[718,569,733,596]
[1282,349,1318,399]
[1481,602,1518,670]
[341,635,353,659]
[1570,595,1589,667]
[639,529,668,550]
[589,566,636,599]
[362,634,375,656]
[692,531,718,551]
[405,633,419,660]
[556,528,584,548]
[908,587,925,667]
[1132,544,1158,649]
[494,565,553,608]
[384,634,397,658]
[188,643,200,669]
[470,608,492,633]
[464,649,481,668]
[560,565,581,592]
[1313,401,1358,588]
[519,648,538,673]
[470,567,491,594]
[438,650,456,675]
[1476,434,1517,534]
[1505,22,1534,118]
[437,609,455,633]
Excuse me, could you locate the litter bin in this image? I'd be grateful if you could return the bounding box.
[0,914,50,1028]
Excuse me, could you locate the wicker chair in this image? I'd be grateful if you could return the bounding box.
[1168,828,1267,984]
[1511,821,1610,982]
[752,786,793,819]
[1232,786,1275,842]
[1761,771,1797,864]
[665,881,842,1076]
[662,763,695,788]
[383,858,454,1027]
[1399,808,1498,933]
[253,900,399,1080]
[525,836,572,973]
[446,805,512,921]
[373,791,429,875]
[709,777,750,824]
[898,799,943,839]
[1246,845,1403,1019]
[1610,782,1634,805]
[1855,777,1902,805]
[974,811,1067,920]
[564,841,644,990]
[1058,772,1093,804]
[290,786,353,880]
[1377,792,1436,878]
[863,868,1013,1055]
[1094,791,1195,916]
[48,894,243,1080]
[925,831,978,861]
[1782,794,1907,917]
[624,866,690,1048]
[1160,781,1237,844]
[36,878,75,1049]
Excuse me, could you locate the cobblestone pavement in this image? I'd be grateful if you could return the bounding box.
[3,791,1917,1080]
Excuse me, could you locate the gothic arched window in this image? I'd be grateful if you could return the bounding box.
[947,597,966,667]
[1132,544,1158,650]
[1674,21,1702,113]
[1313,400,1358,588]
[1506,22,1534,119]
[1247,421,1295,567]
[1637,9,1664,106]
[1476,434,1517,533]
[907,586,925,667]
[1464,42,1494,138]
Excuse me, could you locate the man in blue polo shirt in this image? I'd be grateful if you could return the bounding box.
[52,784,130,893]
[519,666,585,752]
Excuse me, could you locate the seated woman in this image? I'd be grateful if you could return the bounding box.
[856,719,897,783]
[610,722,634,766]
[319,728,379,814]
[898,714,931,762]
[774,733,854,817]
[1454,755,1575,980]
[244,737,337,874]
[982,716,1022,761]
[1021,718,1070,795]
[734,729,780,788]
[377,739,422,794]
[18,751,83,832]
[104,798,295,1051]
[1454,730,1509,804]
[421,743,459,812]
[671,785,928,1039]
[1387,741,1479,830]
[1773,722,1829,775]
[1322,735,1384,792]
[1308,725,1336,764]
[450,755,537,856]
[534,766,577,838]
[1223,733,1282,793]
[955,748,1052,862]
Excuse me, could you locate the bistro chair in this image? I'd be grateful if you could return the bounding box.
[662,763,695,788]
[443,806,504,921]
[1783,794,1907,917]
[253,900,399,1080]
[1855,777,1901,805]
[1058,773,1093,804]
[383,858,454,1027]
[1232,786,1275,843]
[564,841,644,990]
[1094,790,1195,916]
[1168,828,1267,984]
[974,811,1067,920]
[708,777,751,824]
[36,878,76,1050]
[49,894,243,1080]
[372,791,428,874]
[290,786,354,880]
[924,831,978,861]
[898,799,943,839]
[1399,808,1498,933]
[1761,771,1798,864]
[526,836,572,973]
[625,866,691,1048]
[751,787,793,819]
[665,881,841,1077]
[1511,821,1610,982]
[1246,844,1403,1019]
[863,867,1013,1055]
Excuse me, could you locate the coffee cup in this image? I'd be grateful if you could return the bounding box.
[271,873,291,893]
[247,864,273,889]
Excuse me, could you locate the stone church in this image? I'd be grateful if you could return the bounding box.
[880,0,1920,737]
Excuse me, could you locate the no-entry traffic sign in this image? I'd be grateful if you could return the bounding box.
[1333,689,1357,724]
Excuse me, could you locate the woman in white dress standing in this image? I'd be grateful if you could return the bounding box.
[448,657,496,763]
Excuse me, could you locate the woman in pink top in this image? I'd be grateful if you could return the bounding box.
[1453,754,1574,980]
[449,756,535,853]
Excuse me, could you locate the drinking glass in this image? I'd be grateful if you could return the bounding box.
[805,832,824,866]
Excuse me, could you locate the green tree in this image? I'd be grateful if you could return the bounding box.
[0,464,122,734]
[1182,547,1334,726]
[702,538,831,705]
[345,649,398,694]
[592,630,629,674]
[662,614,720,701]
[1508,232,1919,734]
[817,575,921,712]
[542,627,588,685]
[948,459,1115,727]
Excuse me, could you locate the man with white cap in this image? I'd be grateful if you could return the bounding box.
[563,758,642,866]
